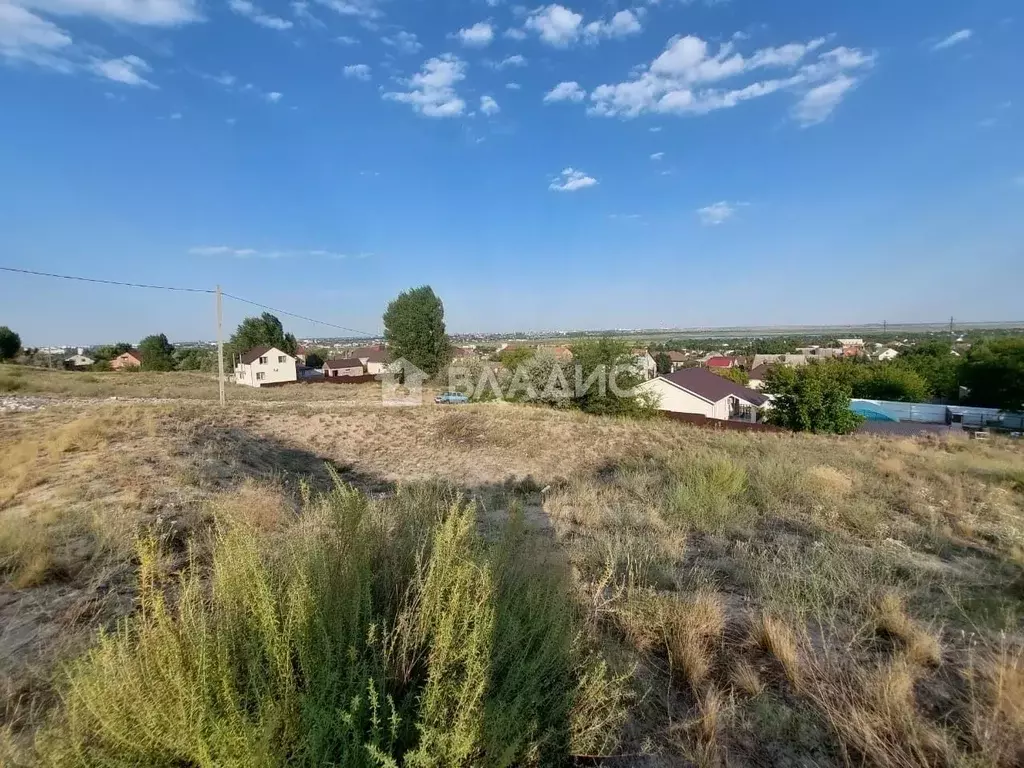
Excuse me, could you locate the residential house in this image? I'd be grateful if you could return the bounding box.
[747,363,773,390]
[703,355,742,370]
[110,349,142,370]
[536,345,573,362]
[874,348,899,362]
[631,349,657,380]
[323,358,365,378]
[234,346,298,387]
[64,349,95,369]
[795,346,843,359]
[350,345,392,375]
[638,368,769,423]
[750,353,813,369]
[836,338,866,357]
[665,350,688,372]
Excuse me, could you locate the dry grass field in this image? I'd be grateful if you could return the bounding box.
[1,372,1023,766]
[0,366,391,404]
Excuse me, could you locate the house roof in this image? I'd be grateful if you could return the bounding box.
[661,368,769,406]
[666,351,687,362]
[748,363,774,380]
[324,358,364,369]
[238,345,292,365]
[361,348,391,363]
[116,349,141,360]
[705,356,736,368]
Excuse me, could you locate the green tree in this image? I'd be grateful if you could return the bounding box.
[960,339,1024,411]
[174,348,214,372]
[229,313,297,361]
[0,326,21,361]
[714,367,750,386]
[139,334,176,371]
[568,338,654,417]
[383,286,450,377]
[851,362,931,403]
[304,350,326,369]
[898,342,962,400]
[497,346,536,371]
[654,352,672,375]
[763,362,864,434]
[93,342,134,363]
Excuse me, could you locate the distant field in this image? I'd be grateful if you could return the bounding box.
[521,321,1024,344]
[2,392,1023,766]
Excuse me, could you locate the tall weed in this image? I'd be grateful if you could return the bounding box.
[36,481,626,767]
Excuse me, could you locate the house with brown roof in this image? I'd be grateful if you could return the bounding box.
[665,350,688,372]
[747,363,775,390]
[110,349,142,370]
[637,367,769,422]
[234,346,297,387]
[347,345,392,375]
[322,358,365,378]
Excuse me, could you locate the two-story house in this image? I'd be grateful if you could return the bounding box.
[235,346,298,387]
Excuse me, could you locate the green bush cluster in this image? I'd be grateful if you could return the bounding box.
[35,480,627,767]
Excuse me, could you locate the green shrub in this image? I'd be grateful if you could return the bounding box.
[664,454,751,533]
[36,480,627,767]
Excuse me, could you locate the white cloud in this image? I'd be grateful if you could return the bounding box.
[205,71,236,86]
[587,33,874,126]
[549,167,597,192]
[381,30,421,54]
[932,29,972,51]
[16,0,200,26]
[265,90,282,102]
[189,245,352,259]
[697,201,736,225]
[169,111,181,118]
[494,53,525,68]
[343,63,370,80]
[291,1,323,27]
[525,4,582,46]
[383,54,467,117]
[543,80,585,103]
[90,54,154,86]
[457,21,493,47]
[480,94,499,114]
[791,73,855,126]
[336,34,358,44]
[312,0,381,19]
[504,26,526,40]
[505,81,521,90]
[0,3,73,70]
[650,151,663,160]
[229,0,292,29]
[583,8,642,42]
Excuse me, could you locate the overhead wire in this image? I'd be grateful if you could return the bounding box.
[0,265,377,338]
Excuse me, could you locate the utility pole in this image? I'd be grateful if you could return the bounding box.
[216,285,226,406]
[883,319,887,335]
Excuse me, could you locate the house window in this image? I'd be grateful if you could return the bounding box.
[278,355,286,363]
[258,356,268,365]
[256,372,266,381]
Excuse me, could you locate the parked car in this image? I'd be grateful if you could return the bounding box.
[434,391,469,405]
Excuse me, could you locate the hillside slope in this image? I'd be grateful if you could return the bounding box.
[2,395,1023,765]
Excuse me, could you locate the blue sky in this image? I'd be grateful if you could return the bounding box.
[1,0,1022,344]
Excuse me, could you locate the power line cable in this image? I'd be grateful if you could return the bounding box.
[220,292,376,338]
[0,265,214,293]
[0,265,377,337]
